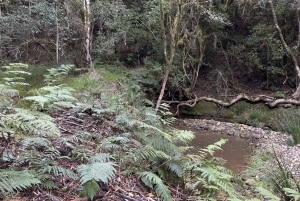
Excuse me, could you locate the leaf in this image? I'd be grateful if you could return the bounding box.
[284,188,300,201]
[78,162,117,184]
[140,171,173,201]
[256,186,280,201]
[0,170,40,193]
[83,179,100,200]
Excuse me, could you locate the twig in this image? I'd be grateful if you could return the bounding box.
[45,194,60,201]
[114,192,139,201]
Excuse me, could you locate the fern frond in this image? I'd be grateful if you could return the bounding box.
[82,179,100,200]
[284,188,300,200]
[199,139,227,157]
[137,146,172,161]
[256,186,280,201]
[41,165,78,180]
[44,64,74,86]
[24,85,77,109]
[78,162,117,184]
[41,180,57,189]
[21,137,51,149]
[165,161,183,177]
[171,129,194,144]
[140,171,173,201]
[133,120,172,141]
[0,83,19,99]
[3,108,60,137]
[0,170,40,193]
[88,153,114,163]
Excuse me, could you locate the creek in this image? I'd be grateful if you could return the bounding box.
[178,125,252,173]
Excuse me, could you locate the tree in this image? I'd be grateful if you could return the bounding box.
[83,0,92,67]
[268,0,300,99]
[155,0,229,112]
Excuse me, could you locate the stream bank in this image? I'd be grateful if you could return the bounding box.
[182,118,300,177]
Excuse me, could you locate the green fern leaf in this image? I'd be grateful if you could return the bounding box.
[21,137,51,149]
[256,186,280,201]
[199,139,227,156]
[284,188,300,200]
[88,153,114,163]
[3,108,60,137]
[82,179,100,200]
[78,162,117,184]
[171,130,194,143]
[0,170,40,193]
[165,161,183,177]
[140,171,173,201]
[41,180,57,189]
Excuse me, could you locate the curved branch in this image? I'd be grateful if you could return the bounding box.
[163,93,300,115]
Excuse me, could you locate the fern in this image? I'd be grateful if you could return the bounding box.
[1,63,31,88]
[184,139,239,199]
[198,138,227,157]
[24,85,77,110]
[88,153,114,163]
[2,108,60,137]
[78,162,117,184]
[21,137,51,149]
[44,64,74,86]
[284,188,300,201]
[140,171,173,201]
[82,179,101,199]
[0,170,40,193]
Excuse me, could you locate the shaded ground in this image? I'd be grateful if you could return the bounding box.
[4,109,188,201]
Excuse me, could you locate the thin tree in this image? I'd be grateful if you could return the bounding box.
[268,0,300,99]
[83,0,92,68]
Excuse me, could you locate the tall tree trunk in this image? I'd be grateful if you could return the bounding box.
[155,0,181,112]
[55,2,59,65]
[83,0,92,68]
[268,0,300,99]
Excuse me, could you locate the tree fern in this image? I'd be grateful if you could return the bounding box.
[140,171,173,201]
[0,170,40,193]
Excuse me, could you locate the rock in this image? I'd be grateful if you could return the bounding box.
[245,179,255,186]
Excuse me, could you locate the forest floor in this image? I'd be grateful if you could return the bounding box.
[5,109,188,201]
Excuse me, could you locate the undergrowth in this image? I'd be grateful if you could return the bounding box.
[1,63,297,201]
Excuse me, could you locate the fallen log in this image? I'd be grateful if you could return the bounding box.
[162,93,300,115]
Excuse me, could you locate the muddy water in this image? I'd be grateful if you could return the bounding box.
[179,126,252,173]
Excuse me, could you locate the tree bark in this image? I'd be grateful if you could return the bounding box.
[155,0,181,112]
[55,2,59,65]
[83,0,92,68]
[268,0,300,99]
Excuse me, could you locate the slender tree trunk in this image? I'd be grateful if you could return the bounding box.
[155,0,181,112]
[55,2,59,65]
[83,0,92,68]
[268,0,300,99]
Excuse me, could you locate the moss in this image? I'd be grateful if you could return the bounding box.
[184,101,218,116]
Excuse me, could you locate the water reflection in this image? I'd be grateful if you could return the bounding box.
[179,126,252,173]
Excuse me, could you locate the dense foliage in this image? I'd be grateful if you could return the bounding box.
[2,0,300,200]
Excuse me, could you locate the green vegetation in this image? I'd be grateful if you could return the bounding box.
[276,108,300,145]
[0,63,244,200]
[2,0,300,200]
